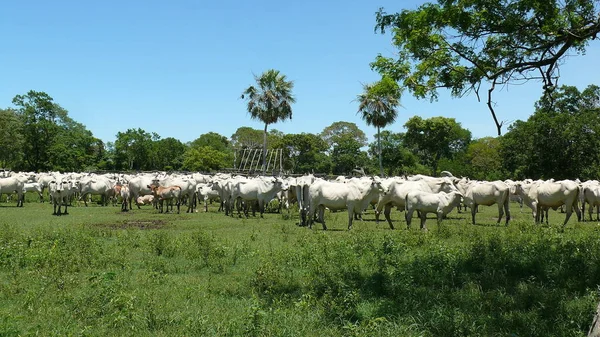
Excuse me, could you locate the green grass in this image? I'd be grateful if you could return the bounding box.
[0,196,599,336]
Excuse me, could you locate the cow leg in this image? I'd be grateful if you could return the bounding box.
[496,203,504,225]
[384,204,394,230]
[419,212,427,231]
[63,198,69,215]
[300,207,308,227]
[177,199,180,214]
[375,204,383,224]
[347,209,354,230]
[186,194,193,213]
[259,200,265,218]
[405,209,413,229]
[504,199,511,225]
[574,200,582,222]
[437,211,444,227]
[319,206,327,230]
[471,205,477,225]
[563,207,574,227]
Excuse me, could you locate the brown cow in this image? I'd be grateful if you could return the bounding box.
[147,184,182,213]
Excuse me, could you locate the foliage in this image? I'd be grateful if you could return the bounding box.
[500,85,600,180]
[11,91,100,172]
[372,0,600,135]
[465,137,503,180]
[331,133,370,175]
[152,137,186,171]
[113,128,159,171]
[49,117,104,172]
[190,132,231,152]
[367,130,420,176]
[231,127,264,149]
[273,133,332,174]
[241,69,295,173]
[0,108,24,169]
[357,76,402,176]
[320,121,368,151]
[404,116,472,176]
[183,146,231,172]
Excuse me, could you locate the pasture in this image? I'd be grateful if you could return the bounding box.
[1,198,599,336]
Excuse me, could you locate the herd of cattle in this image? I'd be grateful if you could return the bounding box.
[0,170,597,230]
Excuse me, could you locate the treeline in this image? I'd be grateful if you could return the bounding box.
[2,86,600,180]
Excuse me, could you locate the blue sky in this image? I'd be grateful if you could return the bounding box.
[2,0,600,145]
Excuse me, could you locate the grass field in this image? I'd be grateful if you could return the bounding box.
[1,196,599,336]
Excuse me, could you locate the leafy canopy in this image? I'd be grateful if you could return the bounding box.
[372,0,600,135]
[404,116,471,176]
[357,75,402,128]
[241,69,295,126]
[500,84,600,179]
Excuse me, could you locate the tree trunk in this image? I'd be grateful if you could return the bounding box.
[262,123,268,174]
[589,301,600,337]
[377,126,384,177]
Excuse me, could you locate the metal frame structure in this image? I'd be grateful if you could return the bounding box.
[235,148,283,173]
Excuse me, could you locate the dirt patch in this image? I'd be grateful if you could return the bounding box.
[96,219,168,230]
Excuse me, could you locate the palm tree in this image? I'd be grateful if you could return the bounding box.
[356,76,402,176]
[241,69,295,173]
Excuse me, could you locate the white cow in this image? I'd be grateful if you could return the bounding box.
[308,177,386,230]
[79,177,115,206]
[405,190,463,230]
[120,184,131,212]
[456,180,511,225]
[581,181,600,221]
[294,174,316,226]
[231,176,287,218]
[516,180,581,226]
[196,183,220,212]
[136,195,155,206]
[375,178,457,229]
[127,175,156,209]
[49,179,72,215]
[0,177,25,207]
[23,182,44,202]
[504,179,524,211]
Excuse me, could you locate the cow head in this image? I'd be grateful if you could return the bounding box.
[370,176,389,195]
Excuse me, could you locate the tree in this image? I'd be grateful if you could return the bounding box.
[153,137,186,171]
[12,91,63,171]
[331,133,369,175]
[114,128,158,170]
[182,146,229,172]
[186,132,233,171]
[276,133,332,174]
[367,130,419,176]
[357,76,402,176]
[241,69,295,173]
[49,117,103,172]
[231,127,264,150]
[0,108,24,169]
[320,121,368,151]
[500,84,600,179]
[404,116,471,176]
[465,137,503,180]
[372,0,600,135]
[191,132,232,153]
